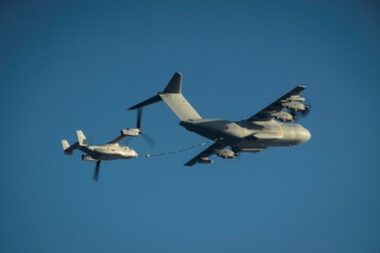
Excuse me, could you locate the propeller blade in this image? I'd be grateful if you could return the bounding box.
[289,101,311,122]
[137,108,143,129]
[302,102,311,117]
[122,138,133,146]
[141,133,155,148]
[93,160,101,182]
[135,108,155,148]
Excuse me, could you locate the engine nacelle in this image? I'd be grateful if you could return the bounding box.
[238,148,263,153]
[282,101,307,112]
[121,128,140,137]
[271,111,294,122]
[216,149,236,159]
[282,95,306,102]
[82,155,97,161]
[198,157,214,164]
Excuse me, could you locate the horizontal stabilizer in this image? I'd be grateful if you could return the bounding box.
[128,72,182,110]
[128,95,161,110]
[128,72,202,121]
[159,93,201,120]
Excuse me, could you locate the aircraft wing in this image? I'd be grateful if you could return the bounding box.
[107,129,140,144]
[108,134,126,144]
[184,142,227,166]
[247,85,306,121]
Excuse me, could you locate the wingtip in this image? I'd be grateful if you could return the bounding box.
[184,160,195,166]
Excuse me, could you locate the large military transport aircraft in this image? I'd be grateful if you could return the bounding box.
[129,72,311,166]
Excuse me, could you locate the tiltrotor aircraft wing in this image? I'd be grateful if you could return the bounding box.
[184,142,227,166]
[107,129,140,144]
[247,85,307,122]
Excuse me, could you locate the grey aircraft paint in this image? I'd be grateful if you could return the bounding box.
[129,72,311,166]
[61,129,139,181]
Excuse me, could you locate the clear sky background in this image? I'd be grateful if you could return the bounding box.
[1,0,379,252]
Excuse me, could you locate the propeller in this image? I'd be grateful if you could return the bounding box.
[137,108,143,129]
[302,101,311,117]
[93,160,101,182]
[290,101,311,121]
[136,108,155,148]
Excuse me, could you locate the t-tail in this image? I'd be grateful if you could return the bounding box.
[128,72,202,121]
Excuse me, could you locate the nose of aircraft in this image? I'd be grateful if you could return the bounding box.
[300,127,311,143]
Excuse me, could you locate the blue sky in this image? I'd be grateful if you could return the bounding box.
[1,0,379,252]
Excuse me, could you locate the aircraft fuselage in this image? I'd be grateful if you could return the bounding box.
[179,118,311,152]
[79,144,139,161]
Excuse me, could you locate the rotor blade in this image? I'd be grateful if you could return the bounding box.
[141,133,155,148]
[136,108,155,147]
[123,132,154,148]
[302,102,311,117]
[289,101,311,122]
[122,138,133,146]
[93,161,101,182]
[137,108,143,129]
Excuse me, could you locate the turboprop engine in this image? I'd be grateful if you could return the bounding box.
[216,149,236,159]
[270,111,295,122]
[282,101,307,112]
[121,128,140,137]
[198,157,214,164]
[82,155,97,161]
[287,95,305,102]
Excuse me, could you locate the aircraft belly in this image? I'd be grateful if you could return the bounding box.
[97,153,123,160]
[184,119,306,150]
[193,128,244,143]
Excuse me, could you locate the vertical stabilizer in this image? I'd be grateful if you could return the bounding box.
[163,72,182,93]
[76,130,88,146]
[61,139,79,154]
[62,140,70,151]
[128,72,202,121]
[159,93,201,120]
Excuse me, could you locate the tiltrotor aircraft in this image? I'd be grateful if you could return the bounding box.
[61,111,148,181]
[129,72,311,166]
